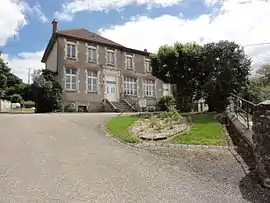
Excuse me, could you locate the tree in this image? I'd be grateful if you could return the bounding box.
[10,94,22,103]
[151,40,251,112]
[32,69,62,113]
[151,42,203,111]
[0,74,7,98]
[200,41,251,112]
[256,64,270,85]
[0,57,22,87]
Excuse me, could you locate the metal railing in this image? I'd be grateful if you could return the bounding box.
[228,93,256,130]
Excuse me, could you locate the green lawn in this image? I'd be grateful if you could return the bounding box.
[105,115,139,143]
[169,114,226,145]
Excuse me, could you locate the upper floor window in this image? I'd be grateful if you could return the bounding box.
[87,71,98,92]
[124,76,137,96]
[88,46,97,63]
[126,55,133,69]
[66,42,76,59]
[145,59,152,72]
[65,68,77,90]
[144,79,155,97]
[107,50,115,65]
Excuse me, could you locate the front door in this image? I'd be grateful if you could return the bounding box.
[105,76,118,102]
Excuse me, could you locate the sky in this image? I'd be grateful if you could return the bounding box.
[1,0,270,82]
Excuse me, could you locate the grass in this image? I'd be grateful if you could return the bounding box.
[169,114,226,145]
[105,115,139,143]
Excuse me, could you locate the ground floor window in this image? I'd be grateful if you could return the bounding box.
[124,76,137,95]
[65,68,77,90]
[144,79,155,97]
[87,71,98,92]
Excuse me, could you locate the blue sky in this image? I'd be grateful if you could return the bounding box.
[1,0,270,82]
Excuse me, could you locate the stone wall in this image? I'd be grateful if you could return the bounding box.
[252,100,270,188]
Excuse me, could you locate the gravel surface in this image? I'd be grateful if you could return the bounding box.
[0,113,268,202]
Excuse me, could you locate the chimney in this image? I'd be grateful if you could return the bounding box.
[51,19,58,34]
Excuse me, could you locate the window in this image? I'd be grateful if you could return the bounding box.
[88,46,97,63]
[145,59,152,72]
[144,80,155,97]
[65,68,77,90]
[87,71,98,92]
[107,50,115,65]
[126,55,133,69]
[124,76,137,96]
[67,42,76,59]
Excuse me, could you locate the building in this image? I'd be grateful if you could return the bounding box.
[41,20,172,112]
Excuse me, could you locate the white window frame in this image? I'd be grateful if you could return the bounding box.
[87,46,97,63]
[66,41,77,60]
[144,79,155,97]
[145,59,152,72]
[87,71,98,92]
[106,49,115,66]
[124,76,137,96]
[65,67,77,91]
[126,55,134,69]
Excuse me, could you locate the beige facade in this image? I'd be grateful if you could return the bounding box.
[45,35,171,112]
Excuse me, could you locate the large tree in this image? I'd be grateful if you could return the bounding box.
[151,42,203,111]
[32,69,62,113]
[200,41,251,112]
[151,40,251,112]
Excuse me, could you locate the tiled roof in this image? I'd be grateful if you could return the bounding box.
[56,28,125,47]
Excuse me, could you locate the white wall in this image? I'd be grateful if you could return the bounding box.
[45,42,58,72]
[0,100,11,112]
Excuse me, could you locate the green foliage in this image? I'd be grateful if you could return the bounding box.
[170,114,226,145]
[32,69,62,113]
[22,100,35,108]
[64,104,77,112]
[106,116,139,143]
[151,40,251,112]
[0,57,22,87]
[10,94,22,103]
[5,83,34,101]
[157,95,175,111]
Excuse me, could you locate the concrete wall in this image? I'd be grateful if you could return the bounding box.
[46,42,58,72]
[0,100,11,112]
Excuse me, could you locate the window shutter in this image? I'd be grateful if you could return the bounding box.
[77,68,80,93]
[97,71,100,94]
[76,41,79,61]
[114,49,117,66]
[85,43,88,63]
[97,45,99,64]
[105,47,107,65]
[64,38,67,60]
[85,69,88,94]
[133,54,135,70]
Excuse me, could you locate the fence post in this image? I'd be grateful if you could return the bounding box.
[252,100,270,188]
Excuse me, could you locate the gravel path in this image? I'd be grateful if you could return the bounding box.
[0,113,265,202]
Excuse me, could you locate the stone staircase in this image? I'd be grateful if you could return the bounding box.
[111,100,135,112]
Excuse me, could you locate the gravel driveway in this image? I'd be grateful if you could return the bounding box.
[0,113,265,202]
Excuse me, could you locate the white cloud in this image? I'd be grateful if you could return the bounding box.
[0,0,48,46]
[28,3,48,23]
[55,0,183,21]
[99,0,270,70]
[0,0,27,46]
[2,51,45,83]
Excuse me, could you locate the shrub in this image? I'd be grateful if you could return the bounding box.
[10,94,22,103]
[64,104,77,112]
[158,95,175,111]
[23,100,35,108]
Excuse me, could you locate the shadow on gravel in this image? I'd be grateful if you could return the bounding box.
[239,172,270,203]
[226,121,270,202]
